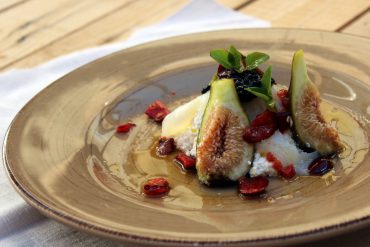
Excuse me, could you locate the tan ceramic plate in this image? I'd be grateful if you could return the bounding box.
[3,29,370,246]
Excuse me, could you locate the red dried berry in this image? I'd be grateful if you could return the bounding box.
[277,89,289,109]
[251,110,276,127]
[239,176,269,196]
[275,111,290,132]
[145,100,170,122]
[143,177,170,196]
[116,123,136,133]
[243,110,277,143]
[244,124,276,143]
[157,137,175,156]
[175,152,196,169]
[266,152,296,179]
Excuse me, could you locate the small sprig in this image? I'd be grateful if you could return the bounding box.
[245,66,275,111]
[210,46,269,72]
[245,52,270,70]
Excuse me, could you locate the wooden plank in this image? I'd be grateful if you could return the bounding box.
[217,0,250,9]
[0,0,131,70]
[5,0,249,70]
[341,10,370,38]
[0,0,27,13]
[239,0,370,31]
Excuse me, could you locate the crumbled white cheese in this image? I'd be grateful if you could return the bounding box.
[173,99,207,156]
[250,153,277,177]
[251,131,319,177]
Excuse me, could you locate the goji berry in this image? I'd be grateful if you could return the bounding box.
[175,152,196,169]
[145,100,170,122]
[266,152,296,179]
[116,123,136,133]
[143,177,170,196]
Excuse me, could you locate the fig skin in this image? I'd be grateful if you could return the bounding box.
[289,50,344,155]
[196,79,254,185]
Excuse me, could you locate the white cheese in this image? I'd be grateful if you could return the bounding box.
[162,92,209,156]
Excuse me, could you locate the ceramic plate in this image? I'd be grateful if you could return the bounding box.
[3,29,370,246]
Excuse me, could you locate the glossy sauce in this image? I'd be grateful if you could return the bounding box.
[87,96,368,211]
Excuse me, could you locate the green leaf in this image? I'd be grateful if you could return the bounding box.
[228,45,241,70]
[210,49,234,69]
[245,52,270,70]
[245,66,276,111]
[245,88,270,101]
[261,66,272,96]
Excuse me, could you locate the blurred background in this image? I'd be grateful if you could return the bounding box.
[1,0,370,246]
[0,0,369,72]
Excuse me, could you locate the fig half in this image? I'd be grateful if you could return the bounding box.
[289,50,344,155]
[196,79,254,185]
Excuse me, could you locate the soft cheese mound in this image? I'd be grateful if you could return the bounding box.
[250,131,319,177]
[162,92,209,156]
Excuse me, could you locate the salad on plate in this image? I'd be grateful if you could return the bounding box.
[117,46,344,198]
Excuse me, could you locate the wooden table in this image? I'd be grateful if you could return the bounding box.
[1,0,370,246]
[0,0,369,72]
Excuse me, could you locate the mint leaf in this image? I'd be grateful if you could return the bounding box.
[245,88,270,102]
[261,66,272,96]
[245,66,275,111]
[228,45,241,70]
[210,49,234,69]
[245,52,269,70]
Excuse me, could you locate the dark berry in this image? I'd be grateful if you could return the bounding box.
[201,85,210,94]
[308,157,334,176]
[157,137,176,156]
[201,66,275,101]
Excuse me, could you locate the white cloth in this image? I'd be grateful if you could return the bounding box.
[0,0,270,246]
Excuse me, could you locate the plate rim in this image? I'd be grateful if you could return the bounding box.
[3,27,370,246]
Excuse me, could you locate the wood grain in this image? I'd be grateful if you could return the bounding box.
[0,0,369,72]
[239,0,370,31]
[342,10,370,38]
[0,0,132,70]
[0,0,26,13]
[0,0,248,70]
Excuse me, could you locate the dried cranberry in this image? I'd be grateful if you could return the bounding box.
[244,124,276,143]
[143,178,170,196]
[243,110,277,143]
[266,152,296,179]
[308,157,334,176]
[275,111,290,132]
[250,110,276,127]
[157,137,175,156]
[239,176,269,196]
[277,89,289,109]
[116,123,136,133]
[145,100,170,122]
[175,152,196,169]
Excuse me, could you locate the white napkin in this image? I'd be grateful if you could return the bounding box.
[0,0,269,246]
